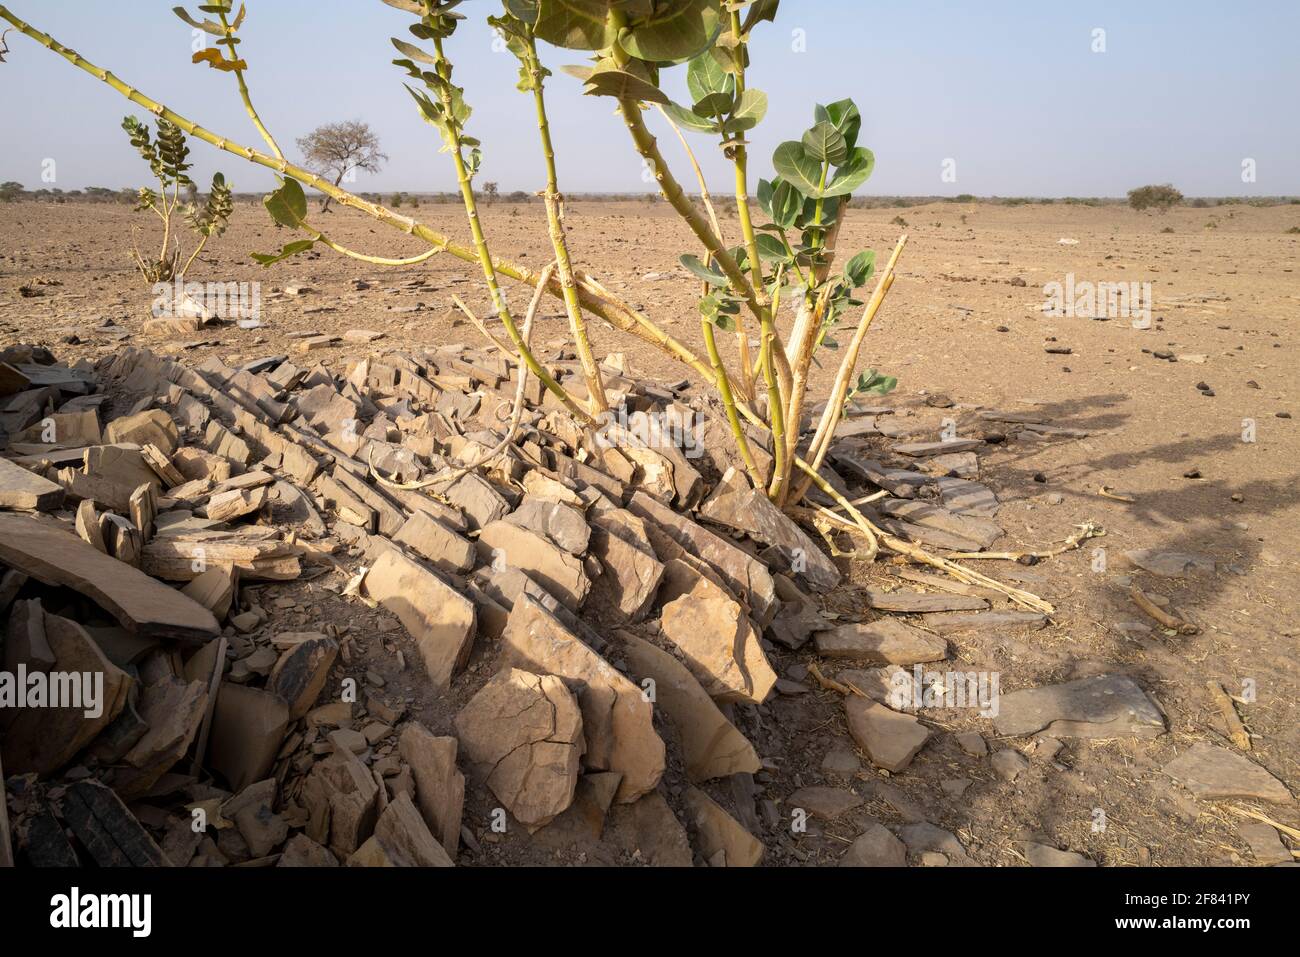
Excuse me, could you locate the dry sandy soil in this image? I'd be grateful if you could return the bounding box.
[2,199,1298,866]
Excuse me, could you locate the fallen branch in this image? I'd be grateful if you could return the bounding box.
[1206,680,1251,750]
[1129,584,1198,635]
[945,522,1105,561]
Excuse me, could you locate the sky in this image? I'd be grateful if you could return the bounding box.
[1,0,1297,198]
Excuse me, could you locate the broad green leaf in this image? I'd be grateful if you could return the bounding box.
[732,88,767,128]
[251,239,315,266]
[686,49,732,102]
[741,0,780,33]
[802,120,847,165]
[816,98,862,151]
[757,176,801,227]
[754,232,789,263]
[583,62,670,104]
[619,0,722,63]
[691,90,733,118]
[843,249,876,287]
[680,253,728,286]
[772,140,824,198]
[824,147,875,197]
[663,101,718,133]
[380,0,426,13]
[534,0,617,51]
[263,178,308,229]
[504,0,542,25]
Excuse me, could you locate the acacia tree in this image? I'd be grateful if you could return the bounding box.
[296,120,388,212]
[0,0,1065,610]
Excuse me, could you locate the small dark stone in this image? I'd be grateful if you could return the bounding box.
[1033,472,1047,483]
[1183,469,1201,479]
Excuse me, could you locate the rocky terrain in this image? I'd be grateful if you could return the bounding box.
[0,199,1296,868]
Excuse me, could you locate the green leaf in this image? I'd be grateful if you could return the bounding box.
[582,62,670,104]
[534,0,617,51]
[263,178,308,230]
[753,232,790,263]
[731,88,767,129]
[663,101,718,133]
[391,38,438,65]
[686,49,732,102]
[772,141,824,198]
[824,147,875,197]
[251,239,316,266]
[802,120,847,165]
[815,98,862,151]
[691,90,733,117]
[853,368,897,396]
[757,176,801,228]
[699,293,738,331]
[619,0,722,63]
[680,253,728,286]
[741,0,780,33]
[843,249,876,287]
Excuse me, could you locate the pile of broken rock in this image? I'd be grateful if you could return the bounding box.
[0,339,1201,868]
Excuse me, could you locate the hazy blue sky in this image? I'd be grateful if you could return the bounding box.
[2,0,1297,197]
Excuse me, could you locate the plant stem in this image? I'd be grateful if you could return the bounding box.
[655,103,754,402]
[431,34,592,426]
[217,7,284,162]
[792,235,907,502]
[525,33,607,415]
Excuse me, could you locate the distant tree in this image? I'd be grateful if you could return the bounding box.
[509,190,529,203]
[390,192,403,208]
[482,181,499,204]
[296,120,388,213]
[1128,184,1183,213]
[0,181,23,202]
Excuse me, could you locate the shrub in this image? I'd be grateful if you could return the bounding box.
[1128,184,1183,212]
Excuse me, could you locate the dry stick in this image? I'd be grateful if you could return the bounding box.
[451,295,517,357]
[1129,584,1198,635]
[794,235,909,504]
[1205,680,1252,751]
[945,522,1105,561]
[371,264,557,493]
[1227,806,1300,843]
[793,452,1053,613]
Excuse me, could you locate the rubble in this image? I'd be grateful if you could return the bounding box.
[0,339,1230,870]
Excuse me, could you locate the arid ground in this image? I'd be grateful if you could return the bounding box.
[2,199,1297,866]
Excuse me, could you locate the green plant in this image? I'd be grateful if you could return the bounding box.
[0,180,22,202]
[121,115,231,282]
[0,0,1068,607]
[1128,183,1183,213]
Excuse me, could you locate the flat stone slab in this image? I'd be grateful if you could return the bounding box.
[1124,549,1216,578]
[865,586,988,614]
[922,610,1048,635]
[1164,743,1293,804]
[0,512,219,643]
[993,674,1166,739]
[814,618,948,665]
[0,456,66,510]
[892,439,983,457]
